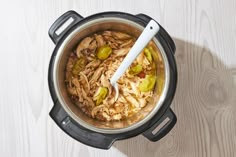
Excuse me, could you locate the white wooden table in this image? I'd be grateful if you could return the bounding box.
[0,0,236,156]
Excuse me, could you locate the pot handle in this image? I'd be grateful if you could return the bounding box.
[142,108,177,141]
[48,10,83,44]
[49,102,116,149]
[136,14,176,53]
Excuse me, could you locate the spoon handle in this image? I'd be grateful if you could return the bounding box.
[110,20,160,85]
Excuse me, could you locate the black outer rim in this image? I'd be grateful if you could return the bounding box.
[48,11,177,149]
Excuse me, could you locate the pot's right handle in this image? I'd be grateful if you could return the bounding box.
[50,102,116,149]
[48,10,83,44]
[136,14,176,53]
[142,108,177,141]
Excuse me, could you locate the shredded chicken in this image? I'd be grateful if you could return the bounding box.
[79,72,90,93]
[125,94,140,108]
[71,77,80,88]
[81,88,95,107]
[136,52,145,64]
[88,40,97,51]
[67,87,77,95]
[102,31,112,36]
[65,30,160,121]
[89,67,104,84]
[95,34,106,47]
[85,60,101,69]
[91,105,104,118]
[114,48,130,57]
[120,39,134,48]
[111,31,132,40]
[76,37,93,57]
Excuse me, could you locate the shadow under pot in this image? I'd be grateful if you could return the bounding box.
[48,10,177,149]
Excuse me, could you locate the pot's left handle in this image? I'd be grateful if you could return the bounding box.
[48,10,83,44]
[50,102,116,149]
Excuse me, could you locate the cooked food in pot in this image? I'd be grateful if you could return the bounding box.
[65,31,163,121]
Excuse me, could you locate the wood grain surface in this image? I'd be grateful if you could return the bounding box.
[0,0,235,157]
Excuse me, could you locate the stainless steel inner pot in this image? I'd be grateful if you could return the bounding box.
[52,17,170,134]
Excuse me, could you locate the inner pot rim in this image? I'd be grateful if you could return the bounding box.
[52,17,170,134]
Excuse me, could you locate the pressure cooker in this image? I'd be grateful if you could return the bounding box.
[48,10,177,149]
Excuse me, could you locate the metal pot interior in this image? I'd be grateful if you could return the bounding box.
[53,18,169,134]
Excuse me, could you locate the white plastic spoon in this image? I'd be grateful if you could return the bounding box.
[110,20,160,101]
